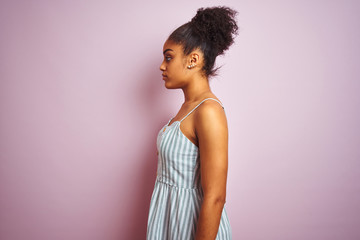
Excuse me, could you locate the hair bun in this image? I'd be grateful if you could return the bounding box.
[190,6,238,55]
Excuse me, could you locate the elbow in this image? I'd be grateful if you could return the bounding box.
[204,194,226,207]
[214,196,226,206]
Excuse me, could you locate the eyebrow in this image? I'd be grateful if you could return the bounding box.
[163,49,174,55]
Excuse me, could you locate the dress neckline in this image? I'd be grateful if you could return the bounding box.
[162,118,198,149]
[167,117,178,127]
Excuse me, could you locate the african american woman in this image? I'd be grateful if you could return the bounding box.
[146,6,239,240]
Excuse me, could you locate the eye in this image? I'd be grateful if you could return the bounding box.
[165,56,172,62]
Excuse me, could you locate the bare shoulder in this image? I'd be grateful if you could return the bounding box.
[194,99,228,132]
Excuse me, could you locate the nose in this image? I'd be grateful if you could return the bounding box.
[160,61,166,71]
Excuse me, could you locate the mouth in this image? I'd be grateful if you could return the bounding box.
[162,74,167,80]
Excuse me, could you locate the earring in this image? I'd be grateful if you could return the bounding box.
[187,64,196,69]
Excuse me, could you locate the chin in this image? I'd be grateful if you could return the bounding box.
[164,79,183,89]
[164,84,181,90]
[164,82,176,89]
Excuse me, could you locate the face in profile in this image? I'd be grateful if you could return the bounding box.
[160,40,190,89]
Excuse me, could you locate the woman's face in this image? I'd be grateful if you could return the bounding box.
[160,40,190,89]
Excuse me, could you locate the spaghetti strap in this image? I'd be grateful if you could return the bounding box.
[166,118,173,125]
[180,97,224,122]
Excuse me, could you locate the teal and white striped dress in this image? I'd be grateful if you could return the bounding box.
[146,98,232,240]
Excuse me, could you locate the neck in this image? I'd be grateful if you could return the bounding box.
[182,75,211,103]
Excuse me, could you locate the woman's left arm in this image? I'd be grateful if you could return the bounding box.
[194,101,228,240]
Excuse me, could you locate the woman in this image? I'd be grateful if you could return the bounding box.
[146,6,238,240]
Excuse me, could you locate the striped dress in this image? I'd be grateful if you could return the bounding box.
[146,98,232,240]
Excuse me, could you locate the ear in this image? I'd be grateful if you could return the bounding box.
[186,51,201,69]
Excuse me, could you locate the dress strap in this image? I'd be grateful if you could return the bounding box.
[166,118,173,125]
[180,98,224,122]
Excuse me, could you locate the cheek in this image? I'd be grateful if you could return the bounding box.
[171,62,185,75]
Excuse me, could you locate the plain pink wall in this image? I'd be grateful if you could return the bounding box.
[1,0,359,239]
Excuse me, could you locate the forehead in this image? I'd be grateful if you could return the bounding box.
[163,40,183,54]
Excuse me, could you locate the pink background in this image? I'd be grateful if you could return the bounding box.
[1,0,359,239]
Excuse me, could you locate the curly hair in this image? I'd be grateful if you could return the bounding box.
[168,6,239,77]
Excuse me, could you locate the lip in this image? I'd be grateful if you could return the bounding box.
[162,74,167,80]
